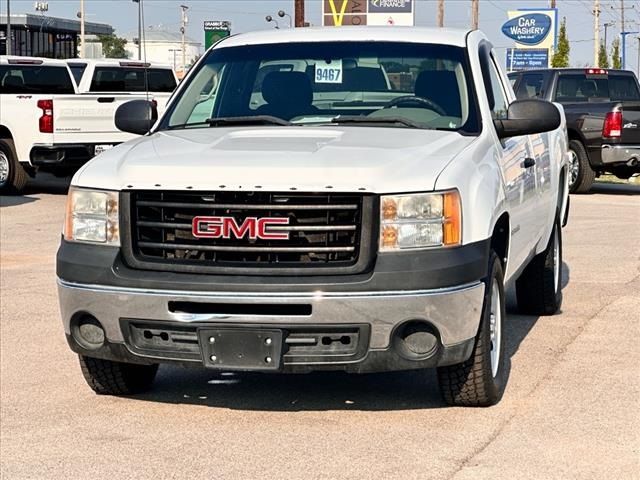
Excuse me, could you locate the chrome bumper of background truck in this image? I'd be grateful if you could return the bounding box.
[57,279,484,372]
[601,144,640,165]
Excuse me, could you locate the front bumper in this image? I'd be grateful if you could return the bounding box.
[600,144,640,165]
[58,279,484,373]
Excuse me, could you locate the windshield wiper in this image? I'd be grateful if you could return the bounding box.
[206,115,292,127]
[330,115,425,129]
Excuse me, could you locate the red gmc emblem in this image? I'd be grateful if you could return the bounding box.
[192,216,290,240]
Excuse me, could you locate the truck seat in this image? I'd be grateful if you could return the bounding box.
[255,71,318,121]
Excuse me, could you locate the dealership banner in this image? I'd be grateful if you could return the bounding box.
[502,9,557,70]
[322,0,414,27]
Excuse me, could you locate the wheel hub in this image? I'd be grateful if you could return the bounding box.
[569,149,579,186]
[553,228,560,293]
[0,151,9,184]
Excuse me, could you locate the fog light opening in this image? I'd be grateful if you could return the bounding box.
[72,315,106,350]
[393,321,439,360]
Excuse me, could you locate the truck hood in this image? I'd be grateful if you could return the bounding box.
[76,126,476,193]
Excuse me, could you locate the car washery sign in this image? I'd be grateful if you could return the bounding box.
[322,0,415,27]
[502,9,557,71]
[204,21,230,50]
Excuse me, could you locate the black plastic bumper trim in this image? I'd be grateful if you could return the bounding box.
[57,237,491,293]
[65,333,474,374]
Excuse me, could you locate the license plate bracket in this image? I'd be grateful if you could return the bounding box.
[199,328,283,371]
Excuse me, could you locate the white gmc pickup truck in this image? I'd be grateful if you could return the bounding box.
[0,57,177,193]
[57,27,569,407]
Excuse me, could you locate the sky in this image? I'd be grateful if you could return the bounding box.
[3,0,640,73]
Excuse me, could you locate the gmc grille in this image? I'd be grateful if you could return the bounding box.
[123,191,374,275]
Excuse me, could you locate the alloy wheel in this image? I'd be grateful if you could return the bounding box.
[0,151,9,184]
[568,149,579,187]
[489,278,502,378]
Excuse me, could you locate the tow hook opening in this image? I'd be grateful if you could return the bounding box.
[392,321,440,360]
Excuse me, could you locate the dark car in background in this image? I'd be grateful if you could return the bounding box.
[509,68,640,193]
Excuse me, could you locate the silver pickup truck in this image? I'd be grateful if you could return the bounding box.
[57,27,569,407]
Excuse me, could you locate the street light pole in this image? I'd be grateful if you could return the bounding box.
[80,0,85,57]
[265,16,280,29]
[180,5,188,74]
[277,10,292,28]
[132,0,142,60]
[604,22,613,50]
[6,0,11,55]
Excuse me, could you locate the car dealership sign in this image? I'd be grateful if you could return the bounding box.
[322,0,414,27]
[501,13,552,46]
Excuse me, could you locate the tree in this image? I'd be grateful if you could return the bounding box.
[610,38,622,69]
[97,34,128,59]
[551,17,570,68]
[598,41,609,68]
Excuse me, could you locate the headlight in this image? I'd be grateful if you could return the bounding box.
[63,187,120,246]
[380,190,461,251]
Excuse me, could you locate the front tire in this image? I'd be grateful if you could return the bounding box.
[79,356,158,395]
[568,140,595,194]
[0,139,28,195]
[515,219,563,316]
[437,252,507,407]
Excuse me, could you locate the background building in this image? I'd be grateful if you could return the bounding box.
[0,13,112,58]
[125,27,201,75]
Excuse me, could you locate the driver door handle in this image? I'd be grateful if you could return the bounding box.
[522,157,536,168]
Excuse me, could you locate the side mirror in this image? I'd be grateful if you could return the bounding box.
[115,100,158,135]
[494,99,561,139]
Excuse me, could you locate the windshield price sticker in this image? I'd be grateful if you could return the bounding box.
[315,60,343,84]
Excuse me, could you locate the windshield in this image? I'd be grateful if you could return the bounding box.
[162,41,480,133]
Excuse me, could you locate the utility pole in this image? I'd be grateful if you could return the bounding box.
[80,0,85,57]
[604,22,614,50]
[294,0,305,27]
[620,0,625,40]
[6,0,11,55]
[637,36,640,76]
[471,0,478,30]
[180,4,188,74]
[610,0,637,69]
[437,0,444,28]
[594,0,600,66]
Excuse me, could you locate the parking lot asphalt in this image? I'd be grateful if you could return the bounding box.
[1,175,639,480]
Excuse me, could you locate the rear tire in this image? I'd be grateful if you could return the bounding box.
[79,355,158,395]
[437,252,507,407]
[516,219,563,316]
[0,139,28,195]
[568,140,595,194]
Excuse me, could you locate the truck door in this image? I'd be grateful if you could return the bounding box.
[482,50,540,272]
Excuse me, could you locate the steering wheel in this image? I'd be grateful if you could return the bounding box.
[383,95,447,116]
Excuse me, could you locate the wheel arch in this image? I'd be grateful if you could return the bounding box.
[0,125,15,141]
[490,212,510,272]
